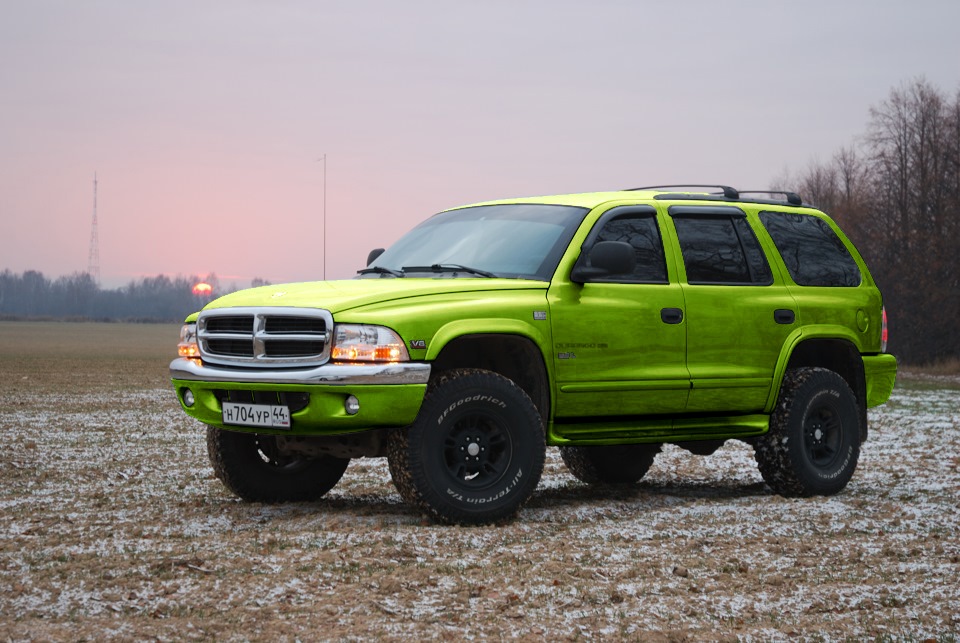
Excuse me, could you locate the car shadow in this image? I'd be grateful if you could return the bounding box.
[214,481,774,529]
[525,478,771,512]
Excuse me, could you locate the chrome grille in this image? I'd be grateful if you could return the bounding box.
[206,316,254,334]
[207,338,256,357]
[264,317,325,334]
[264,339,327,357]
[198,307,333,367]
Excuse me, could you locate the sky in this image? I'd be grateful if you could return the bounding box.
[2,1,959,289]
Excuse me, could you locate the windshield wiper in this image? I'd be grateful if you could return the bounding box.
[401,264,497,278]
[356,266,405,278]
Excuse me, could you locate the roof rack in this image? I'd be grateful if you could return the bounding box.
[625,185,804,206]
[626,184,740,199]
[737,190,803,206]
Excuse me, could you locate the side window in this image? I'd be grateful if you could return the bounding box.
[592,214,668,283]
[760,212,861,287]
[672,215,773,285]
[733,217,774,284]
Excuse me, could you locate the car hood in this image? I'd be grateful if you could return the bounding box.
[201,278,548,315]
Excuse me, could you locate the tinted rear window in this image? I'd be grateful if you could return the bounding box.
[672,215,773,285]
[760,212,861,287]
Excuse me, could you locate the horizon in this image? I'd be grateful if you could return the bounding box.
[3,1,960,288]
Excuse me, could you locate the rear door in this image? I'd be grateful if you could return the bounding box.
[548,205,690,418]
[664,205,798,413]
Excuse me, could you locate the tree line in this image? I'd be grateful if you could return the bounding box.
[778,77,959,365]
[0,271,272,322]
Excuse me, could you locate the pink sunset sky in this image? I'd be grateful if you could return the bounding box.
[2,1,959,289]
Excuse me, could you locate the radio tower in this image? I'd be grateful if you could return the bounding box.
[87,173,100,286]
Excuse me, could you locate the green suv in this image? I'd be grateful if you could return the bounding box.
[171,185,898,524]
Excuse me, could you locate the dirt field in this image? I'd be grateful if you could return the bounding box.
[1,322,958,641]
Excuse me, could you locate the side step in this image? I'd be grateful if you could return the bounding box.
[548,414,769,446]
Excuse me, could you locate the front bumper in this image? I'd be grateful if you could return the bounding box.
[170,357,431,385]
[170,357,430,435]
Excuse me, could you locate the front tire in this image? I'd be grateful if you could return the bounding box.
[387,369,545,525]
[753,367,861,497]
[206,427,349,503]
[560,443,661,485]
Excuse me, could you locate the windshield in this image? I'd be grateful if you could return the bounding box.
[360,204,588,280]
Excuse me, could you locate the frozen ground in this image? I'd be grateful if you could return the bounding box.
[1,379,958,641]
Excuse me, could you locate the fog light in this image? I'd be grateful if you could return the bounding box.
[183,389,195,407]
[345,395,360,415]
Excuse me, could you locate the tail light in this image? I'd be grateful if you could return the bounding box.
[881,307,888,353]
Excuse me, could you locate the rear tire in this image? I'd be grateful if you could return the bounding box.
[753,367,861,497]
[387,369,545,525]
[206,426,349,503]
[560,443,661,485]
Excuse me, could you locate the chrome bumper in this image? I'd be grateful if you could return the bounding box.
[170,357,431,386]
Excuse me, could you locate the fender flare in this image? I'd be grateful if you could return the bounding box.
[765,325,864,413]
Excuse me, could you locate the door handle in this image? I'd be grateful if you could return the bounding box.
[661,308,684,324]
[774,309,795,324]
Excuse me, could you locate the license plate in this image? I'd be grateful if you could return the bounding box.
[222,402,291,429]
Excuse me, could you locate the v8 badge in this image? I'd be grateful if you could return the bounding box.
[409,339,427,350]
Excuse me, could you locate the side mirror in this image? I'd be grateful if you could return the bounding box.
[366,248,385,266]
[570,241,636,283]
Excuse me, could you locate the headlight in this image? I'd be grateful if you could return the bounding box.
[178,323,199,358]
[331,324,409,363]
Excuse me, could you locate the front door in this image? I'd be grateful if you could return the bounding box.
[549,206,690,419]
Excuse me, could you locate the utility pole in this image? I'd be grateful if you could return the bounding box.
[88,172,100,286]
[322,154,327,280]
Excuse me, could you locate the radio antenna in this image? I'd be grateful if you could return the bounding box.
[87,172,100,286]
[323,154,327,280]
[317,154,327,280]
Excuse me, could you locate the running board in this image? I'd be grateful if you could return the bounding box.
[547,414,769,446]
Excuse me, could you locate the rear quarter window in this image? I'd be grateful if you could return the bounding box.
[760,211,861,287]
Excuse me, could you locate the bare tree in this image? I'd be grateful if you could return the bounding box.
[861,79,959,362]
[782,78,959,363]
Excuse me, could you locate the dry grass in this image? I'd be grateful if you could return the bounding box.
[1,322,959,641]
[901,356,960,380]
